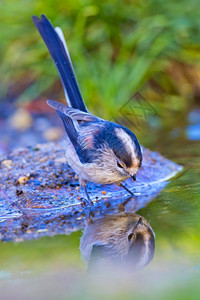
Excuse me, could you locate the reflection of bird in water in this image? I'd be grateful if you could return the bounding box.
[80,212,155,271]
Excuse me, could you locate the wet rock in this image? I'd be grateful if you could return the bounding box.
[0,142,182,242]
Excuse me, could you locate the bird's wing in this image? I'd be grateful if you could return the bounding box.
[87,244,113,271]
[56,110,79,150]
[47,99,101,123]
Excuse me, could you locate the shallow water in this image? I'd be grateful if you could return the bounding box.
[0,105,200,299]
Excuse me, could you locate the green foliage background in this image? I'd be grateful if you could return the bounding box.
[1,0,200,118]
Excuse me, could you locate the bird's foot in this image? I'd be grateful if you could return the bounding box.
[84,186,93,206]
[117,182,135,196]
[118,196,133,212]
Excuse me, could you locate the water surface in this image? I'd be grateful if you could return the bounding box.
[0,105,200,299]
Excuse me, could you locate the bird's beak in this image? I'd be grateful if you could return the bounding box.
[131,174,136,181]
[136,217,143,226]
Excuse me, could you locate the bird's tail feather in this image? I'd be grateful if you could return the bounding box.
[32,14,88,112]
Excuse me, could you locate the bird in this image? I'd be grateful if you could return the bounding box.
[32,15,142,204]
[80,212,155,271]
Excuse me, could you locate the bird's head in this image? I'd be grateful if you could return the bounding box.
[111,127,142,181]
[80,212,155,272]
[126,216,155,270]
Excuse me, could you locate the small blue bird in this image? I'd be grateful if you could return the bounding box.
[32,15,142,204]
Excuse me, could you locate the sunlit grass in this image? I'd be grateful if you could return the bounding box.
[1,0,200,118]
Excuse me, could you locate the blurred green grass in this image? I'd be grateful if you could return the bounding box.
[1,0,200,118]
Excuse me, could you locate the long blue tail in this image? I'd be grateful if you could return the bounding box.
[32,14,88,112]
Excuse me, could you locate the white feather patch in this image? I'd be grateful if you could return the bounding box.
[115,127,137,161]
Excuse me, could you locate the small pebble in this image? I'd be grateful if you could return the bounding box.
[16,189,23,196]
[17,176,29,184]
[37,229,48,233]
[40,157,47,163]
[1,160,12,168]
[55,157,67,164]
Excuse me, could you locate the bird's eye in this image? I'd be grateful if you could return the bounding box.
[117,162,123,168]
[128,233,134,242]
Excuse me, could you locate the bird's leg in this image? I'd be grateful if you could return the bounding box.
[84,185,93,206]
[80,178,93,206]
[118,196,133,213]
[85,206,93,225]
[117,182,134,196]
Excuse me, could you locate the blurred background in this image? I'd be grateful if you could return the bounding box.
[0,0,200,299]
[1,0,200,153]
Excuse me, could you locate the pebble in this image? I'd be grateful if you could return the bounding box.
[55,157,67,164]
[16,189,23,196]
[40,157,47,163]
[1,160,12,168]
[17,176,29,184]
